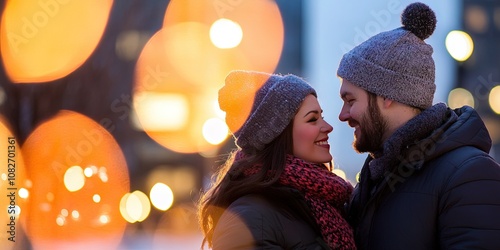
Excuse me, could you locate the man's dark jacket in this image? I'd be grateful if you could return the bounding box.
[349,105,500,249]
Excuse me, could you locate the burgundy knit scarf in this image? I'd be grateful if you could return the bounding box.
[245,155,356,250]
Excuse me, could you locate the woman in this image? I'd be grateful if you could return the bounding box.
[198,70,356,249]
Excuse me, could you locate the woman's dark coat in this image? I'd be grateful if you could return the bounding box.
[213,188,330,249]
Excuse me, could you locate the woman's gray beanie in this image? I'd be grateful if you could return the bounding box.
[337,2,437,109]
[219,70,316,152]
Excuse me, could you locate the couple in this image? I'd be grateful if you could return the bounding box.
[198,3,500,250]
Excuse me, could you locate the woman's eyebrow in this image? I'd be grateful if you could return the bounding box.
[303,110,320,118]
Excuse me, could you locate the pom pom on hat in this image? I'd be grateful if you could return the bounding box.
[402,2,437,40]
[337,2,437,109]
[219,70,316,152]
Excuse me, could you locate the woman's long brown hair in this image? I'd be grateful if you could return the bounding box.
[197,121,294,249]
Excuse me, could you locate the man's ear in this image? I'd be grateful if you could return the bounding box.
[381,97,394,109]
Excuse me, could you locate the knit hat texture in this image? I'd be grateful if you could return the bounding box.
[337,2,437,109]
[219,70,316,152]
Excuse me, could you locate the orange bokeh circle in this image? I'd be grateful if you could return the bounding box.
[132,0,284,153]
[163,0,284,73]
[0,116,29,249]
[0,0,113,83]
[22,110,129,249]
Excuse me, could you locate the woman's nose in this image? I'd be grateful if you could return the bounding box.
[321,121,333,133]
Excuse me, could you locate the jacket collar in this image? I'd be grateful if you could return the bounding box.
[368,103,449,180]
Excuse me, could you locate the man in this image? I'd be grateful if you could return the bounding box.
[336,2,500,250]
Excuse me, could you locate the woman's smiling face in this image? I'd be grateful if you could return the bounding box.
[292,94,333,163]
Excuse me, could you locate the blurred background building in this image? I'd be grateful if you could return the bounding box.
[0,0,498,249]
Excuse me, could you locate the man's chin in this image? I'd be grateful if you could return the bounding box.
[352,141,367,153]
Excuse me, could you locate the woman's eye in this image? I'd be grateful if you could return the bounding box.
[308,117,318,122]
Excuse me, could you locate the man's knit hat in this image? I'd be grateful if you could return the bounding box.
[219,70,316,152]
[337,2,437,109]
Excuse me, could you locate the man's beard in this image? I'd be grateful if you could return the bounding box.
[353,96,388,153]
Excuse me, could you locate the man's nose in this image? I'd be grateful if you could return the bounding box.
[339,106,349,122]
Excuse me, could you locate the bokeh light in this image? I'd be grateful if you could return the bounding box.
[0,116,29,250]
[120,190,151,223]
[22,110,129,249]
[214,100,226,119]
[332,169,347,180]
[145,166,198,202]
[489,85,500,114]
[119,193,133,223]
[132,92,189,131]
[445,30,474,62]
[72,210,80,220]
[202,118,229,145]
[163,0,284,72]
[0,0,114,83]
[132,0,283,153]
[115,30,150,61]
[19,188,29,199]
[150,183,174,211]
[448,88,475,109]
[133,26,236,153]
[465,5,488,33]
[93,194,101,203]
[63,166,85,192]
[210,18,243,49]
